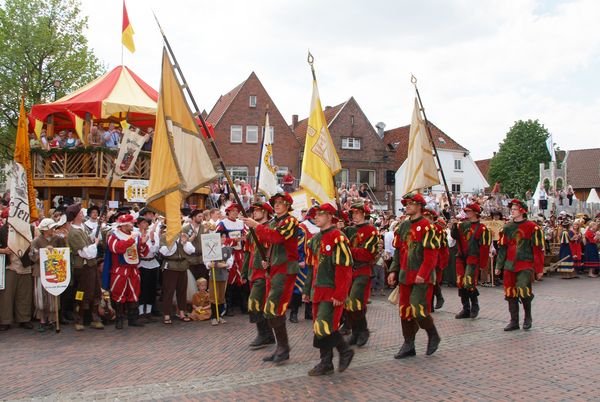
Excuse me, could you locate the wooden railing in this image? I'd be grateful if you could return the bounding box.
[31,149,151,181]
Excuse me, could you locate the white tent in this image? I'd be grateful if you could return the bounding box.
[586,188,600,204]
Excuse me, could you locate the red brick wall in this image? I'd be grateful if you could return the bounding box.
[326,98,399,207]
[211,72,301,180]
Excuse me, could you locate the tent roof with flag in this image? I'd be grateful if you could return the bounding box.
[31,65,158,124]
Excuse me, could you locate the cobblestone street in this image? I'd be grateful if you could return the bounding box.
[2,275,600,401]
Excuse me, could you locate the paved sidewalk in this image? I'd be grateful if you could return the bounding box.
[2,276,600,401]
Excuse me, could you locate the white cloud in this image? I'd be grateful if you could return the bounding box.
[79,0,600,159]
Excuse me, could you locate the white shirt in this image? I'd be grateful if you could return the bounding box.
[159,239,195,257]
[71,224,98,260]
[134,227,161,269]
[384,230,395,255]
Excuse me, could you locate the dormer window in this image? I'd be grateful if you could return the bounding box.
[249,95,257,108]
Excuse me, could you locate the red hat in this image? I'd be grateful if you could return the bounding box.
[304,206,318,221]
[116,214,135,226]
[269,192,294,211]
[225,203,243,214]
[423,208,438,218]
[315,203,338,220]
[249,202,274,216]
[401,192,426,207]
[437,217,447,225]
[508,198,528,213]
[463,203,482,215]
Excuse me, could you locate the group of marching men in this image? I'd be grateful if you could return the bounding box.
[238,191,545,376]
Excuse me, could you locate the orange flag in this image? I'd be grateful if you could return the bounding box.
[14,98,38,222]
[122,0,135,53]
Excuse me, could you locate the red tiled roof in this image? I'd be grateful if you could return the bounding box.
[384,122,468,164]
[566,148,600,189]
[206,80,245,126]
[293,100,347,140]
[475,158,491,179]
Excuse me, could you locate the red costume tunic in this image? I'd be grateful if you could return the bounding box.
[454,221,491,289]
[108,230,148,303]
[434,223,449,284]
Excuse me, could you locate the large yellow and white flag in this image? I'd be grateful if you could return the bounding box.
[146,49,218,245]
[257,112,278,198]
[402,98,440,195]
[299,79,342,205]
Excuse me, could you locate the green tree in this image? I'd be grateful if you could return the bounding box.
[0,0,105,159]
[488,119,551,198]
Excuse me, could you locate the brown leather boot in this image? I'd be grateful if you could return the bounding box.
[90,304,104,329]
[263,316,290,364]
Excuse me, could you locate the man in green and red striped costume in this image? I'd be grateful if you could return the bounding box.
[241,202,275,350]
[495,199,545,331]
[388,193,441,359]
[303,203,354,376]
[243,192,299,365]
[343,201,379,347]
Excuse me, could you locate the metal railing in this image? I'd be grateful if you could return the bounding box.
[31,149,151,180]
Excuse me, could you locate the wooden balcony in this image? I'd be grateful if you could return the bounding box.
[31,148,150,187]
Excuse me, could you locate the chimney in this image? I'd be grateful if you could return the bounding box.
[493,151,496,157]
[375,122,386,139]
[292,114,298,129]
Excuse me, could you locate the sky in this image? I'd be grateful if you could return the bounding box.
[80,0,600,160]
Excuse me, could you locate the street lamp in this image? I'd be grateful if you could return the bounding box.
[53,79,61,101]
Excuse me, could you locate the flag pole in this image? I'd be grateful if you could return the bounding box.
[153,13,267,262]
[411,75,455,217]
[254,107,269,196]
[307,52,342,215]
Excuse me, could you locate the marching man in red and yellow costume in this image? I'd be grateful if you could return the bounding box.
[108,214,149,329]
[495,199,545,331]
[388,193,441,359]
[344,201,379,347]
[243,192,299,365]
[303,203,354,376]
[451,203,491,319]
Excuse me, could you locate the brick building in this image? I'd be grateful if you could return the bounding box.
[293,97,399,210]
[206,72,302,185]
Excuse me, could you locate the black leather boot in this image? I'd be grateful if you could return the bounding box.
[115,303,125,330]
[250,316,275,349]
[455,291,471,319]
[418,316,441,356]
[394,319,418,359]
[289,310,299,323]
[127,303,144,327]
[308,348,334,376]
[355,312,370,347]
[469,290,480,319]
[504,298,520,331]
[434,284,445,310]
[263,316,290,364]
[522,299,532,330]
[335,334,355,373]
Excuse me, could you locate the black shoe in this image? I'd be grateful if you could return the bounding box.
[394,341,416,359]
[226,309,235,317]
[262,353,276,362]
[356,330,370,347]
[308,361,334,376]
[470,304,480,319]
[289,312,299,323]
[116,317,124,330]
[19,322,33,329]
[425,329,441,356]
[522,319,532,330]
[455,309,470,319]
[504,321,519,331]
[272,349,290,364]
[434,297,445,310]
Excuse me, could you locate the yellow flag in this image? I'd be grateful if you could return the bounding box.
[122,0,135,53]
[33,119,43,138]
[299,79,342,204]
[14,98,38,222]
[74,114,84,139]
[120,119,130,131]
[146,49,217,245]
[401,98,440,195]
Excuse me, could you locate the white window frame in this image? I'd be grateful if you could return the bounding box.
[454,159,462,171]
[249,95,257,108]
[336,169,349,186]
[342,137,361,150]
[230,125,243,143]
[227,166,248,180]
[357,169,376,189]
[246,125,259,143]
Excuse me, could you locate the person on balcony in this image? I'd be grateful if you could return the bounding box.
[358,183,368,199]
[104,123,121,148]
[88,126,103,146]
[64,131,80,148]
